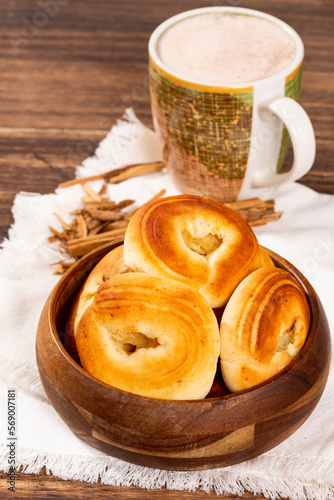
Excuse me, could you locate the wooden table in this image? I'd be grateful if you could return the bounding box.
[0,0,333,498]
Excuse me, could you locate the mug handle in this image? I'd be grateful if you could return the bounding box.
[252,97,316,188]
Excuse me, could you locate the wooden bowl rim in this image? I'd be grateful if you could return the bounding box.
[46,241,323,405]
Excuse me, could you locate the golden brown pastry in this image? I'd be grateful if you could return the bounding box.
[76,272,220,400]
[124,194,262,308]
[64,245,129,355]
[259,246,276,268]
[220,267,310,393]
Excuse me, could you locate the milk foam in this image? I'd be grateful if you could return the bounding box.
[157,13,296,84]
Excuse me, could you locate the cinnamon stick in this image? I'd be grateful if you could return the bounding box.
[81,182,104,201]
[58,161,165,188]
[67,228,127,257]
[225,198,282,226]
[50,171,282,275]
[49,181,167,273]
[75,214,88,238]
[86,209,125,222]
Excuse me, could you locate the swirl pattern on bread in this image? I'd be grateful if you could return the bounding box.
[220,267,311,392]
[76,272,220,400]
[124,194,262,308]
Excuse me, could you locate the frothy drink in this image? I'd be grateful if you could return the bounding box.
[157,13,296,84]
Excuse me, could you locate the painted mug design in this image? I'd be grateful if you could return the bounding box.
[149,60,302,203]
[277,67,302,172]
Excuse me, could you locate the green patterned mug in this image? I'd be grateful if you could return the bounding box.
[148,7,315,202]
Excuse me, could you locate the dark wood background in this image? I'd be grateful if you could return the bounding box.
[0,0,333,498]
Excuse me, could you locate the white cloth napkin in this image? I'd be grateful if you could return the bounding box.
[0,109,333,500]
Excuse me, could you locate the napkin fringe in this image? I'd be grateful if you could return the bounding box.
[1,444,333,500]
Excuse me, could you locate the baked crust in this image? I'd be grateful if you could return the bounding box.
[220,267,311,392]
[259,246,275,267]
[64,245,129,355]
[76,272,220,400]
[124,194,262,308]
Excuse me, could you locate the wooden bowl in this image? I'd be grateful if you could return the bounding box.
[36,241,331,471]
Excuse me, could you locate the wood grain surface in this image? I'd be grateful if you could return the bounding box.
[0,469,267,500]
[1,0,333,498]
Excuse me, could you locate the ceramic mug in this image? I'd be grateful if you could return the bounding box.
[148,7,316,202]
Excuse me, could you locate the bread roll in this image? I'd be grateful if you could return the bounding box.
[259,246,275,268]
[124,194,262,308]
[64,245,129,355]
[76,272,220,400]
[220,267,310,392]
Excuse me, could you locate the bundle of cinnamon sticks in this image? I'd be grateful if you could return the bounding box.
[49,161,283,274]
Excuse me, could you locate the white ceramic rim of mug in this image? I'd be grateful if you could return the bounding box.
[148,6,304,88]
